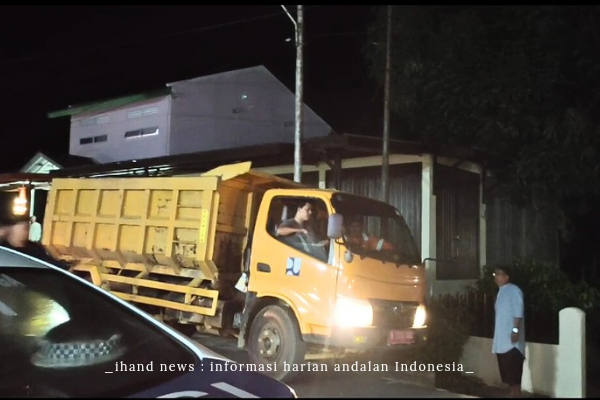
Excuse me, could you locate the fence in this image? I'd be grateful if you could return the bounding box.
[436,291,559,344]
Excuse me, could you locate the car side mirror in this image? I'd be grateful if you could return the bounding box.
[327,213,343,239]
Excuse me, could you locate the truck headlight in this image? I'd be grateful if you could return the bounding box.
[334,296,373,327]
[412,303,427,328]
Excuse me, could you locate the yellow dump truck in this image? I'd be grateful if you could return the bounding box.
[42,161,427,381]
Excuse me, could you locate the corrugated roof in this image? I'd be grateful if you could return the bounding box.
[47,87,172,119]
[20,151,96,173]
[45,134,505,179]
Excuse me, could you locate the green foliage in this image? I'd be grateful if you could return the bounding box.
[473,260,600,312]
[363,5,600,204]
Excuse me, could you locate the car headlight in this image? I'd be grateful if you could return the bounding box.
[334,296,373,327]
[412,303,427,328]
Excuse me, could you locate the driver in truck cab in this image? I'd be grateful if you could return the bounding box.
[275,199,329,260]
[275,200,315,237]
[276,200,328,244]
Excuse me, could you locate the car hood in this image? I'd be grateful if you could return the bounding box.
[130,357,297,398]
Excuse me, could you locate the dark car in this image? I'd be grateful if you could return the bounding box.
[0,246,297,398]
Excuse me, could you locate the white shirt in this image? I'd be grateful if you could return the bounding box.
[492,282,526,355]
[29,221,42,242]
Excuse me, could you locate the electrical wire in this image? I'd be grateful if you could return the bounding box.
[0,6,322,68]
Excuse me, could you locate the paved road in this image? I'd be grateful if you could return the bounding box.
[192,333,475,398]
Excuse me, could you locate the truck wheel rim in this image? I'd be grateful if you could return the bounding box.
[257,323,281,361]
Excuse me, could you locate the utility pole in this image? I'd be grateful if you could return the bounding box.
[381,5,392,203]
[281,5,304,183]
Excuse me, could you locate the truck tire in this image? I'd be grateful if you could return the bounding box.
[248,305,306,382]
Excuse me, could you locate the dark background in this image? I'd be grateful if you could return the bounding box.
[0,5,380,173]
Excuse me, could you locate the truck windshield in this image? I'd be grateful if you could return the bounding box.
[331,193,421,265]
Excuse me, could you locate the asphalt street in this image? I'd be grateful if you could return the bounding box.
[192,332,475,398]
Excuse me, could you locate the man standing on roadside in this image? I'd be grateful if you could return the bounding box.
[1,215,69,270]
[492,266,526,398]
[29,215,43,242]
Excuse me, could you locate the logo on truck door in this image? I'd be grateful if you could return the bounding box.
[286,257,302,276]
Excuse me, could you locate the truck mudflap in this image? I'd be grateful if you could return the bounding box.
[302,326,427,351]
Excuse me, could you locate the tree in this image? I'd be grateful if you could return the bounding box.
[364,5,600,203]
[363,6,600,282]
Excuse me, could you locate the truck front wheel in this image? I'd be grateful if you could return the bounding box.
[248,305,306,382]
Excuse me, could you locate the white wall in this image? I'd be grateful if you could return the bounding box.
[460,308,586,397]
[67,66,331,163]
[167,65,331,155]
[69,97,171,163]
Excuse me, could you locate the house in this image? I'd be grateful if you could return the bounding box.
[47,65,332,164]
[0,152,96,222]
[20,151,95,175]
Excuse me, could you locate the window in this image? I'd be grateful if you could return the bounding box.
[127,107,158,119]
[79,135,108,145]
[124,127,159,139]
[267,196,329,263]
[79,115,109,126]
[331,193,421,265]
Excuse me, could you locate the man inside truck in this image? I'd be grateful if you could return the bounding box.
[343,217,395,253]
[275,199,329,261]
[275,200,315,236]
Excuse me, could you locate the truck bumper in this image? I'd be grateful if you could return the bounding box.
[303,326,427,351]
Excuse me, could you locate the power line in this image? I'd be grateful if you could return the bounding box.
[0,34,299,103]
[0,6,322,68]
[312,31,365,37]
[0,15,364,88]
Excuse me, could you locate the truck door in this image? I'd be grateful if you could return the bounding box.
[248,195,338,336]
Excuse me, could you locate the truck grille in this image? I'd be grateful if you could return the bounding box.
[369,299,418,328]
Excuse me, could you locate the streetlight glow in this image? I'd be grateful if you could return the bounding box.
[13,186,28,216]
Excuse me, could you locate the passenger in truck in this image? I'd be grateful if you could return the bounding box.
[343,218,394,252]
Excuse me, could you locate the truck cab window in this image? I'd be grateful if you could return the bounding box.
[267,197,329,262]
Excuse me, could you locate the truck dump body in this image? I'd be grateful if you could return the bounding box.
[43,162,302,315]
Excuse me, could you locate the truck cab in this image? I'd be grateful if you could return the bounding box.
[240,189,427,380]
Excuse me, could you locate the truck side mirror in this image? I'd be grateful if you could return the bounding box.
[327,213,343,239]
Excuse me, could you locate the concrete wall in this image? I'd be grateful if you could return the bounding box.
[69,97,170,163]
[460,308,586,397]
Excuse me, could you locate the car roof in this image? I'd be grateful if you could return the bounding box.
[0,245,231,362]
[0,245,55,268]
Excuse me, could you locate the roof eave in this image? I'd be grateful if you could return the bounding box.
[47,87,172,119]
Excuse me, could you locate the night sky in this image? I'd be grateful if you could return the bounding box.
[0,5,380,173]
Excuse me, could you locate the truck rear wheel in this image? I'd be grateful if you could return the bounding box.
[248,305,306,382]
